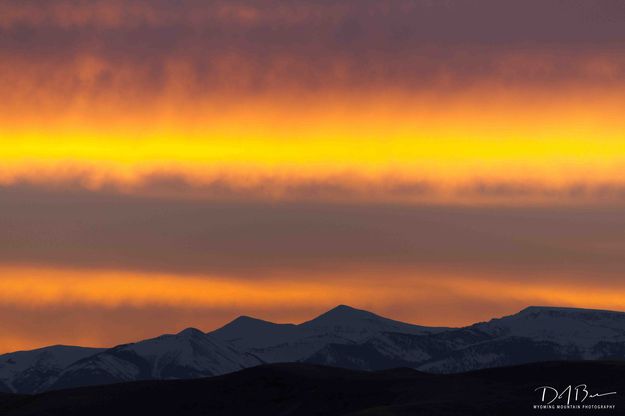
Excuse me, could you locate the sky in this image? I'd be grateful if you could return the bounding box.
[3,0,625,352]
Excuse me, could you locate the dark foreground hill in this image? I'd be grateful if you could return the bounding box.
[0,361,623,416]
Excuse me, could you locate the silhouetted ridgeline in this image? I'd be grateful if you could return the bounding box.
[0,361,623,415]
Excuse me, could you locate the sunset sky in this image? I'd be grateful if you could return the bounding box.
[3,0,625,353]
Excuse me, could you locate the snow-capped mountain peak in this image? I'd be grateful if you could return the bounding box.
[475,305,625,346]
[518,305,625,318]
[0,345,105,394]
[210,305,447,365]
[302,305,380,325]
[176,327,205,337]
[212,316,300,349]
[300,304,444,338]
[48,329,262,391]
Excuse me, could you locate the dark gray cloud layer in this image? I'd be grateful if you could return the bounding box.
[4,0,625,43]
[2,185,625,282]
[3,0,625,104]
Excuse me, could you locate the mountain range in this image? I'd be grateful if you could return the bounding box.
[2,304,625,394]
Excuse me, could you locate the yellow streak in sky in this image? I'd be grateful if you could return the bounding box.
[2,92,625,197]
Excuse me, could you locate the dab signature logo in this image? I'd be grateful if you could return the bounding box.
[533,384,617,411]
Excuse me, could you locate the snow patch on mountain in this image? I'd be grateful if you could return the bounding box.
[50,328,262,390]
[475,306,625,348]
[0,345,105,393]
[212,305,447,363]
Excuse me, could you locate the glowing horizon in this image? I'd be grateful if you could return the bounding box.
[3,264,625,353]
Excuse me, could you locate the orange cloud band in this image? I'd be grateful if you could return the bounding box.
[3,91,625,205]
[2,267,624,321]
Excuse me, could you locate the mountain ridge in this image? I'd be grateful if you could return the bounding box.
[3,304,625,394]
[2,361,624,416]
